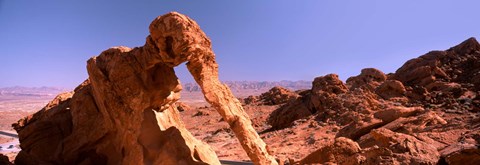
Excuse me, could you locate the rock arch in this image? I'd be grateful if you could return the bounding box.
[13,12,277,165]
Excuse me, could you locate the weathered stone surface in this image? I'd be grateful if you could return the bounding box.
[312,74,348,95]
[393,37,480,96]
[380,111,447,134]
[375,80,406,100]
[298,137,364,165]
[243,86,299,106]
[336,106,424,140]
[347,68,387,91]
[270,38,480,164]
[440,133,480,165]
[257,86,299,105]
[267,97,312,129]
[13,12,276,165]
[351,128,439,165]
[300,129,440,165]
[175,102,191,112]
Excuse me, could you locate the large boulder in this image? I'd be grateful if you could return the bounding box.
[298,137,364,165]
[245,86,299,105]
[439,134,480,165]
[347,68,387,91]
[375,80,406,100]
[309,74,348,113]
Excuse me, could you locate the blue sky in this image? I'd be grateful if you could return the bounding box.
[0,1,479,88]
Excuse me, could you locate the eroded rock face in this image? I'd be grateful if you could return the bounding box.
[268,37,480,164]
[298,137,364,165]
[300,128,440,165]
[13,12,276,165]
[439,133,480,165]
[393,37,480,102]
[175,102,191,112]
[375,80,406,100]
[242,86,299,106]
[347,68,387,91]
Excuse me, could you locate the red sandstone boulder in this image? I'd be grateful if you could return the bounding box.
[298,137,364,165]
[258,86,299,105]
[440,134,480,165]
[300,128,440,165]
[245,86,299,106]
[375,80,406,100]
[175,102,191,112]
[365,128,440,164]
[347,68,387,91]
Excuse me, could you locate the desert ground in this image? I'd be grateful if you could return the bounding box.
[0,82,309,163]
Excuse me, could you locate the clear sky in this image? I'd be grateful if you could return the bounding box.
[1,1,479,89]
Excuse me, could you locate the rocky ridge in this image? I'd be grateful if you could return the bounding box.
[183,81,311,93]
[261,37,480,164]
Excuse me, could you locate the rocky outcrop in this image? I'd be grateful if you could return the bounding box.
[268,37,480,164]
[299,128,440,165]
[267,96,312,129]
[336,106,424,140]
[268,74,354,129]
[243,86,299,105]
[346,68,387,91]
[268,37,480,128]
[268,74,381,129]
[375,80,406,100]
[363,128,440,164]
[309,74,348,110]
[392,37,480,102]
[13,12,276,165]
[175,102,191,112]
[298,137,363,165]
[439,133,480,165]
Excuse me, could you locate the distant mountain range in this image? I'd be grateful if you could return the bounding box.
[0,81,312,98]
[0,81,312,99]
[183,80,312,93]
[0,86,66,97]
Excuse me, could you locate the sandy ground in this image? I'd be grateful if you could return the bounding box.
[0,94,53,162]
[180,104,337,161]
[0,89,478,163]
[0,95,53,131]
[0,130,20,161]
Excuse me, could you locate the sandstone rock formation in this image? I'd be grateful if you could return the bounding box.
[175,102,191,112]
[13,12,276,165]
[299,128,441,165]
[346,68,387,91]
[243,86,299,105]
[393,37,480,103]
[375,80,406,100]
[298,137,363,165]
[267,37,480,164]
[439,133,480,165]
